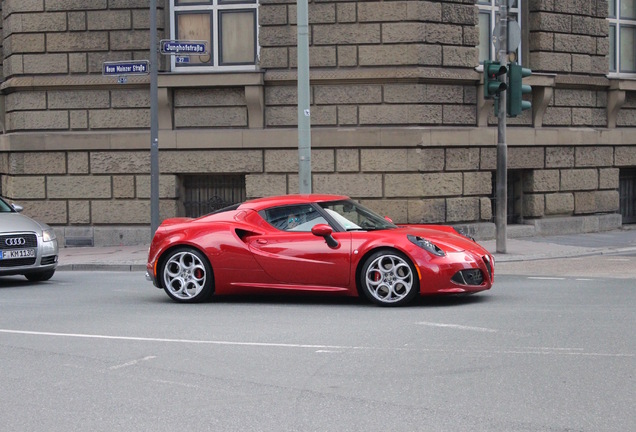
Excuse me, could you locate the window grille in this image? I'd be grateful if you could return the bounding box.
[620,168,636,223]
[491,170,524,224]
[182,174,246,218]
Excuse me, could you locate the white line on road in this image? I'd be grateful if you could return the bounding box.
[109,355,156,370]
[1,328,632,358]
[0,328,368,351]
[528,277,566,280]
[415,322,498,333]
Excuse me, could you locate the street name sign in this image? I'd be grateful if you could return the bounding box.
[160,40,208,55]
[103,60,150,76]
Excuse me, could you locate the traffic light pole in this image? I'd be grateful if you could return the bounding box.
[149,0,159,238]
[297,0,312,194]
[495,0,508,253]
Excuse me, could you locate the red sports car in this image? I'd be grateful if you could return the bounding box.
[146,194,494,306]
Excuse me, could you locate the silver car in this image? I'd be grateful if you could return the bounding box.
[0,197,58,281]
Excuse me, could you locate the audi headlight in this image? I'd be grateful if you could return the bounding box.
[407,234,445,257]
[42,229,56,242]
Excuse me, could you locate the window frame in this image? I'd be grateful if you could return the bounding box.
[169,0,259,72]
[609,0,636,76]
[477,0,523,65]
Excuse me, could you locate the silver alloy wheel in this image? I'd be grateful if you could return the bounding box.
[364,254,414,304]
[163,250,207,300]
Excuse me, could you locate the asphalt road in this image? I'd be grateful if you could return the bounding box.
[0,259,634,432]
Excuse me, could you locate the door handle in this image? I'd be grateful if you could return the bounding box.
[256,239,268,244]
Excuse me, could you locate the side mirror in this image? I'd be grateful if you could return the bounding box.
[384,216,393,223]
[311,223,339,249]
[11,203,24,213]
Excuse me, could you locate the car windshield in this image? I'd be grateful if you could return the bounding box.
[319,200,397,231]
[0,198,14,213]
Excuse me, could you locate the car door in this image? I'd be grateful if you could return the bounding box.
[246,204,351,287]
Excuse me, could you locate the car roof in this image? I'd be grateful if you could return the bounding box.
[237,194,349,212]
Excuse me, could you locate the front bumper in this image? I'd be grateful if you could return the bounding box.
[415,250,494,295]
[0,236,58,276]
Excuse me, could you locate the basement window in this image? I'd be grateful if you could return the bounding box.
[620,168,636,224]
[181,174,246,218]
[491,170,524,224]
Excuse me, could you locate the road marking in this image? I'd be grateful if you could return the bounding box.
[109,355,156,370]
[0,329,368,351]
[607,258,630,262]
[415,322,498,333]
[528,277,566,280]
[575,278,593,281]
[1,328,632,358]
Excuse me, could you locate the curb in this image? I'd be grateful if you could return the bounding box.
[492,246,636,263]
[57,264,147,272]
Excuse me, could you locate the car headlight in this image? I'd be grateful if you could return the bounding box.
[453,227,475,242]
[43,229,56,242]
[407,234,445,257]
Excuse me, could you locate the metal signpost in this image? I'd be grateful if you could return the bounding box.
[297,0,312,194]
[149,0,159,238]
[495,0,508,253]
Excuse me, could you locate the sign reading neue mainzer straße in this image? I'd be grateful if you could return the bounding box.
[102,60,150,76]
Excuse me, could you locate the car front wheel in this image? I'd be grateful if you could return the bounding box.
[161,247,214,303]
[360,250,419,306]
[25,270,55,282]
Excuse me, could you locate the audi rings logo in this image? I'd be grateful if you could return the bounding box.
[5,237,26,246]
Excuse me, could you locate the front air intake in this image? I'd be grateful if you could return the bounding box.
[451,269,484,286]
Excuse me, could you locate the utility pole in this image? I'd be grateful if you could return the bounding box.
[149,0,160,237]
[297,0,312,194]
[495,0,508,253]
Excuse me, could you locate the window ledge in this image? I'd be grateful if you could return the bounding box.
[158,71,264,88]
[608,76,636,91]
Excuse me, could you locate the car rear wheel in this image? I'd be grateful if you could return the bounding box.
[161,247,214,303]
[361,250,419,306]
[24,270,55,282]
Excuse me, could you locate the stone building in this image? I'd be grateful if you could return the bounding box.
[0,0,634,246]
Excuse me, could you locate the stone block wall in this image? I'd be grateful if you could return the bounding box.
[4,89,154,131]
[260,0,479,128]
[2,0,164,79]
[1,0,164,133]
[173,88,249,129]
[260,0,478,70]
[528,0,608,76]
[265,83,477,127]
[522,145,620,218]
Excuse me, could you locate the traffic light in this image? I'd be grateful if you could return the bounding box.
[483,60,507,99]
[507,61,532,117]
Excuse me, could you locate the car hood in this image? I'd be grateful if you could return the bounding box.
[0,213,45,234]
[393,226,482,253]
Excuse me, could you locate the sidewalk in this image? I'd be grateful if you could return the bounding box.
[56,227,636,271]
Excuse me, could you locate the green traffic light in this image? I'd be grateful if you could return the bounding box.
[483,60,507,99]
[507,62,532,117]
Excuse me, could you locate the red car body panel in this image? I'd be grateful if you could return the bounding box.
[147,194,494,299]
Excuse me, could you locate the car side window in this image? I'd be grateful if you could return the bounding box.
[260,204,328,232]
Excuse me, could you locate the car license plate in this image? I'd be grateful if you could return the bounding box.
[0,249,36,260]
